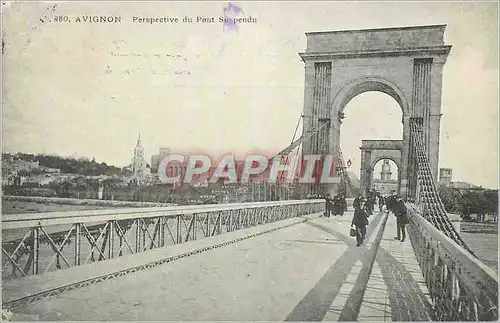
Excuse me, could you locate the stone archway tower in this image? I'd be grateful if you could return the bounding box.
[359,140,402,195]
[299,25,451,198]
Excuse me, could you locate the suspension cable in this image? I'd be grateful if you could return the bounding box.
[410,119,476,256]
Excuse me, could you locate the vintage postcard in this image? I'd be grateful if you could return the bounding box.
[1,1,498,321]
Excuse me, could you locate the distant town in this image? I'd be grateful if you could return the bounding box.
[2,134,303,205]
[2,134,497,223]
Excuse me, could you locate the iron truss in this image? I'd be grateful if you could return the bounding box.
[2,201,324,310]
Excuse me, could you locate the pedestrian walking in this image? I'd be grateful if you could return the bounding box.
[341,195,347,214]
[365,196,374,216]
[378,195,385,213]
[324,194,332,217]
[333,195,343,216]
[393,196,409,242]
[353,194,363,210]
[352,197,369,246]
[385,195,396,214]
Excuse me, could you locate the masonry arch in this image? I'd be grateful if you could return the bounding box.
[331,76,410,116]
[371,155,400,171]
[299,25,451,198]
[338,90,403,197]
[359,140,403,196]
[331,78,408,197]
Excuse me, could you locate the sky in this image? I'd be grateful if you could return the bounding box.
[2,1,498,189]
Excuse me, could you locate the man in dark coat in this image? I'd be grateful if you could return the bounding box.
[378,195,385,212]
[352,197,369,246]
[332,195,343,216]
[340,195,347,213]
[364,196,374,216]
[385,195,396,214]
[393,196,409,242]
[324,194,332,217]
[353,194,363,210]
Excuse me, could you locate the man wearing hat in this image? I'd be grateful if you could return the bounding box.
[351,196,369,246]
[324,194,333,217]
[393,196,409,241]
[385,195,396,214]
[353,194,363,210]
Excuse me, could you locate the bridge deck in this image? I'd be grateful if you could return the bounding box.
[357,213,432,321]
[6,209,432,321]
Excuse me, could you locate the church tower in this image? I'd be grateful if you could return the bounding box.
[131,133,148,183]
[133,134,144,165]
[380,159,392,181]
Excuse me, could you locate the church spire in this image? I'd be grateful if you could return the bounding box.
[137,133,141,146]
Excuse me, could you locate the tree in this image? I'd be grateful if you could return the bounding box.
[57,181,74,197]
[438,185,462,213]
[483,190,498,215]
[459,189,498,221]
[9,153,121,184]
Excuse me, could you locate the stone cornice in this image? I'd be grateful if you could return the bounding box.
[305,24,447,36]
[299,45,452,62]
[360,140,404,150]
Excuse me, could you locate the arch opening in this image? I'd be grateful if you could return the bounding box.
[339,90,403,188]
[372,156,400,173]
[372,158,400,196]
[333,78,410,116]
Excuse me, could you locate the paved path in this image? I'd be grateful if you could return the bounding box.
[357,213,433,321]
[9,210,430,321]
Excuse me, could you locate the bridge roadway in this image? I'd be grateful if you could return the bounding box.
[7,208,433,321]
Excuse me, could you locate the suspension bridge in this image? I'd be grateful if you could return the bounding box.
[2,25,498,321]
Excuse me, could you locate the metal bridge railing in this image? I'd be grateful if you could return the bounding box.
[2,200,324,280]
[407,204,498,321]
[408,119,498,321]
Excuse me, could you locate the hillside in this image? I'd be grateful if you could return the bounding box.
[3,153,122,176]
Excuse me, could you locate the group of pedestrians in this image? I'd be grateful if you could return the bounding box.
[322,191,409,246]
[324,194,347,217]
[349,193,409,246]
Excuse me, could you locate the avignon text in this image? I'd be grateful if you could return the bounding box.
[75,16,122,23]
